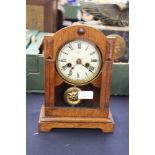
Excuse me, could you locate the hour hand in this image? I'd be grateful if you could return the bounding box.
[68,63,76,77]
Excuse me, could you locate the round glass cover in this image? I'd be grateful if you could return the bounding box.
[56,39,102,85]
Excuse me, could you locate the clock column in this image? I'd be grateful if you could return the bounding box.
[44,36,55,113]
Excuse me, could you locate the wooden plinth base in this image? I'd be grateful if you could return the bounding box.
[38,106,115,133]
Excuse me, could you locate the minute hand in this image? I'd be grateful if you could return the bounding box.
[80,63,94,74]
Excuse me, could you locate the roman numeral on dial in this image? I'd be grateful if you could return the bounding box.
[77,73,80,78]
[68,44,73,50]
[91,59,98,62]
[77,42,81,49]
[62,65,67,71]
[59,59,66,62]
[85,45,89,51]
[85,72,89,77]
[88,66,95,72]
[62,51,68,55]
[90,51,95,55]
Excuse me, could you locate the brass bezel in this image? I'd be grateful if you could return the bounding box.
[55,39,103,86]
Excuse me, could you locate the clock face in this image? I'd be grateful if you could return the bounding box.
[56,39,102,85]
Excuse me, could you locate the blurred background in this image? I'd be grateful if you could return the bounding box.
[26,0,129,94]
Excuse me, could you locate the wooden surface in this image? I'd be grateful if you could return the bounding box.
[100,38,115,117]
[39,25,115,132]
[45,107,105,117]
[39,105,115,133]
[26,0,58,32]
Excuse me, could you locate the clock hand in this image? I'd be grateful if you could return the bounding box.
[80,63,88,69]
[68,63,77,77]
[80,63,94,74]
[88,69,94,73]
[71,63,77,70]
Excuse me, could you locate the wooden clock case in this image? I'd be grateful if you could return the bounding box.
[38,25,115,133]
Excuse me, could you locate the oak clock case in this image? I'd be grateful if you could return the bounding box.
[38,25,115,133]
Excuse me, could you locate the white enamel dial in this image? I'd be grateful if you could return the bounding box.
[56,40,102,85]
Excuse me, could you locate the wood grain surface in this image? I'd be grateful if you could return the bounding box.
[39,106,115,133]
[39,25,115,132]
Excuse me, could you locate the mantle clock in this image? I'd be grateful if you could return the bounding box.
[38,25,115,133]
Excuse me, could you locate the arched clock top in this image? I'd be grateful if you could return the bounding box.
[44,25,109,61]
